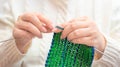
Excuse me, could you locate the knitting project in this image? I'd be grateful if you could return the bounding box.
[45,33,94,67]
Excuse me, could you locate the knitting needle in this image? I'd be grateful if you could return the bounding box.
[55,26,112,58]
[0,26,111,58]
[0,26,61,43]
[55,26,64,30]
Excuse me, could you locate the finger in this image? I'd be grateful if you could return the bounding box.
[16,21,42,38]
[67,28,91,41]
[61,21,88,39]
[36,13,54,30]
[53,16,88,33]
[71,37,94,46]
[21,13,47,32]
[52,22,68,33]
[44,25,53,33]
[13,28,34,40]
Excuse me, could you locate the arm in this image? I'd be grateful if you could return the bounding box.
[92,7,120,67]
[92,34,120,67]
[53,15,120,67]
[0,40,24,67]
[0,1,25,67]
[0,1,54,66]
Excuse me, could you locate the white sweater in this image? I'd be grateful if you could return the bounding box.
[0,0,120,67]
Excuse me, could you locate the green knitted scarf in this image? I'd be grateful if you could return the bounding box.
[45,32,94,67]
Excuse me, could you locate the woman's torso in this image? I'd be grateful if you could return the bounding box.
[9,0,112,67]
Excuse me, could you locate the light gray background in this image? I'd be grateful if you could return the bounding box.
[0,0,9,12]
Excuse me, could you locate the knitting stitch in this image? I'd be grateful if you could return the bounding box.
[45,32,94,67]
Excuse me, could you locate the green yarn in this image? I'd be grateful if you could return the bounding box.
[45,32,94,67]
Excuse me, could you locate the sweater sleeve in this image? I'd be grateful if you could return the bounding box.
[92,6,120,67]
[0,39,24,67]
[92,36,120,67]
[0,1,25,67]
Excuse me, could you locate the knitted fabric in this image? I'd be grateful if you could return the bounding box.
[45,32,94,67]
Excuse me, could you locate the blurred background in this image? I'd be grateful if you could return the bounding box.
[0,0,8,12]
[0,0,120,40]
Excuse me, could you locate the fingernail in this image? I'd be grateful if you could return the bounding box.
[52,28,57,32]
[42,27,47,32]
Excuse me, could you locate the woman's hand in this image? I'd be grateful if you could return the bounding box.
[53,17,106,59]
[13,12,53,53]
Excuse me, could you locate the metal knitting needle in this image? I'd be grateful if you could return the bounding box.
[55,26,64,30]
[0,26,63,43]
[0,26,62,43]
[0,26,111,58]
[55,26,112,58]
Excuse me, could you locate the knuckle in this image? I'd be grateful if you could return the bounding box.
[70,24,76,30]
[15,22,21,28]
[25,23,31,29]
[21,13,35,21]
[69,19,76,23]
[24,25,29,29]
[73,30,79,36]
[91,30,97,35]
[27,14,34,20]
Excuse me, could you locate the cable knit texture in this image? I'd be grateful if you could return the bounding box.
[0,40,24,67]
[0,0,120,67]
